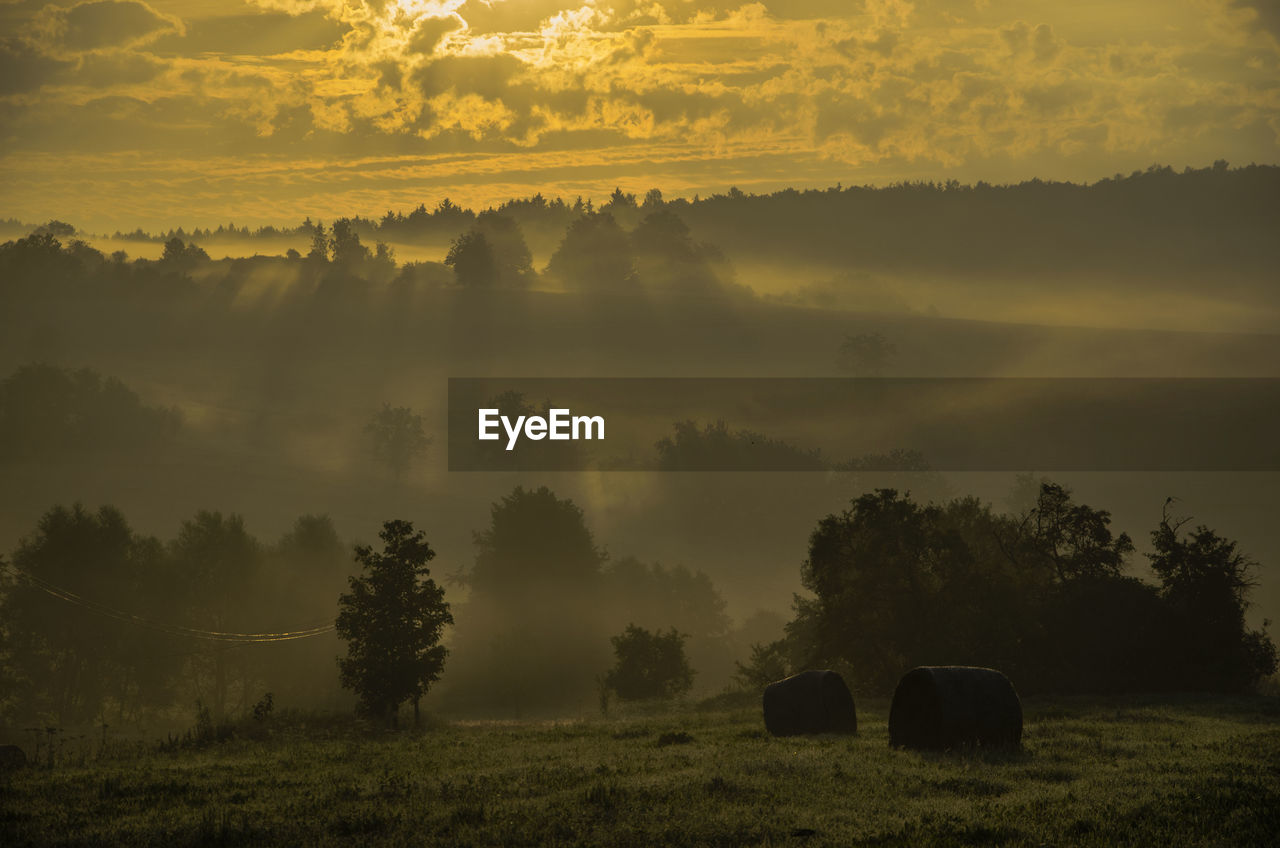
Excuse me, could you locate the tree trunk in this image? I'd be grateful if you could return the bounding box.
[413,697,420,729]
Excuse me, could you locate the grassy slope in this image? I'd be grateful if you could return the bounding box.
[3,695,1278,847]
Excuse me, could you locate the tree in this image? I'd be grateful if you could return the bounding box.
[365,403,431,481]
[1024,482,1133,582]
[603,556,733,691]
[1148,504,1277,691]
[546,211,634,289]
[446,486,609,713]
[0,504,174,725]
[631,209,728,292]
[474,211,533,285]
[307,221,329,262]
[605,625,694,701]
[371,242,397,281]
[444,230,496,286]
[733,639,791,691]
[329,218,371,269]
[160,237,209,269]
[336,520,452,726]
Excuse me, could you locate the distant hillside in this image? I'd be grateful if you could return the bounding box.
[679,163,1280,280]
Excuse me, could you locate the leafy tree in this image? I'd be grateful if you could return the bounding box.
[447,486,608,713]
[641,188,665,211]
[604,556,733,690]
[546,211,634,289]
[474,211,533,285]
[1023,482,1133,582]
[329,218,371,269]
[160,237,209,269]
[733,639,791,691]
[444,230,496,286]
[336,520,452,726]
[371,242,397,280]
[470,486,604,602]
[1148,504,1277,691]
[34,220,76,237]
[0,504,174,725]
[307,221,329,262]
[631,209,728,292]
[365,403,431,481]
[605,625,694,701]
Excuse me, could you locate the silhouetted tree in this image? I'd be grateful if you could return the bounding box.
[444,230,496,287]
[474,211,533,285]
[1024,482,1133,582]
[603,556,732,687]
[631,209,728,292]
[160,237,209,270]
[447,486,608,713]
[733,640,792,691]
[307,221,329,262]
[546,212,634,289]
[0,504,174,725]
[1148,504,1277,691]
[605,625,694,701]
[371,242,397,281]
[337,520,452,726]
[329,219,370,270]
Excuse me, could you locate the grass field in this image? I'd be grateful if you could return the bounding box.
[2,695,1278,847]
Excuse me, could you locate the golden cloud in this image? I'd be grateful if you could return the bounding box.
[0,0,1277,229]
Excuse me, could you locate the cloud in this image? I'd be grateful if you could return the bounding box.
[1233,1,1280,37]
[0,38,72,95]
[1,0,1278,230]
[38,0,183,54]
[149,11,346,56]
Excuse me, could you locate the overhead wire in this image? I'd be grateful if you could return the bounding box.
[0,561,336,642]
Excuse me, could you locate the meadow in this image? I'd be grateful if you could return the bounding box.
[3,694,1277,847]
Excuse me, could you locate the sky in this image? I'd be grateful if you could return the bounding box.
[1,0,1278,232]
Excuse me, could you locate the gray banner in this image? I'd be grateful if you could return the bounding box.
[447,378,1280,471]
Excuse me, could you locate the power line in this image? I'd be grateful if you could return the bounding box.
[1,562,336,642]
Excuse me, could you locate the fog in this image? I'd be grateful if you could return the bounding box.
[2,166,1278,728]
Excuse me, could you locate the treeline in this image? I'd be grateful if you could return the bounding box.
[1,203,736,297]
[683,162,1280,278]
[48,161,1277,282]
[0,364,180,461]
[3,478,1273,731]
[741,483,1278,697]
[0,487,747,727]
[0,506,351,727]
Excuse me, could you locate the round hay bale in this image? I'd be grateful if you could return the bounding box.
[762,670,858,736]
[888,666,1022,750]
